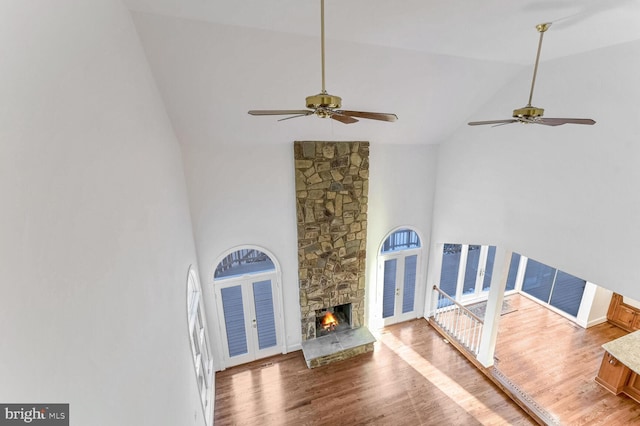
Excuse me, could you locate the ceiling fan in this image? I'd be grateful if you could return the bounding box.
[468,23,595,127]
[248,0,397,124]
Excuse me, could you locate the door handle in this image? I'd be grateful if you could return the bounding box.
[396,288,400,296]
[252,319,257,328]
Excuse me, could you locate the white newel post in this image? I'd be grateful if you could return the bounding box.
[476,248,511,367]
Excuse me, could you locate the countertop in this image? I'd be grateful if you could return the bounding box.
[603,330,640,375]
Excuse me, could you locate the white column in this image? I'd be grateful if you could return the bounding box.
[476,248,511,367]
[424,242,444,317]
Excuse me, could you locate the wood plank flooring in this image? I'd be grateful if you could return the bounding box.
[214,294,640,425]
[494,294,640,425]
[214,319,534,425]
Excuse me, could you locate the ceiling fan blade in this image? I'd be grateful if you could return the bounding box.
[338,110,398,122]
[248,110,313,116]
[278,114,314,122]
[537,117,596,126]
[249,1,396,126]
[468,119,518,126]
[329,111,358,124]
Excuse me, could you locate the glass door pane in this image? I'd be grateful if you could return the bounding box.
[252,279,277,350]
[440,244,461,297]
[220,285,248,358]
[382,259,397,318]
[402,255,417,314]
[463,245,481,295]
[481,246,496,291]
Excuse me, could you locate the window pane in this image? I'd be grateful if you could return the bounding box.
[505,253,521,291]
[549,271,586,317]
[440,244,461,297]
[191,328,200,356]
[215,249,275,279]
[382,259,397,318]
[522,259,556,303]
[381,229,421,253]
[463,245,481,295]
[482,246,496,291]
[188,274,199,312]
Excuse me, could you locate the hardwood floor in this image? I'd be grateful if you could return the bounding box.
[493,294,640,425]
[214,294,640,425]
[214,319,534,425]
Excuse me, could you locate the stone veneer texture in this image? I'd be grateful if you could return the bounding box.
[294,141,369,341]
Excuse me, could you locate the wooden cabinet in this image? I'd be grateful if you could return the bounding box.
[625,372,640,403]
[634,314,640,331]
[596,351,631,394]
[597,331,640,404]
[607,293,640,332]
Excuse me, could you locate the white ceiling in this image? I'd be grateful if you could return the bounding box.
[125,0,640,147]
[125,0,640,65]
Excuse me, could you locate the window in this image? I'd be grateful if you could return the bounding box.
[187,266,213,423]
[522,259,556,302]
[505,253,521,291]
[522,258,586,317]
[214,248,275,279]
[381,229,421,253]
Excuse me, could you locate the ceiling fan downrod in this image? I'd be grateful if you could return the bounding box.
[321,0,326,94]
[307,0,342,110]
[526,22,551,108]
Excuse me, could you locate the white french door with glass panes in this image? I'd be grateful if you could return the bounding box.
[440,244,496,303]
[380,248,421,325]
[460,245,496,302]
[215,274,281,368]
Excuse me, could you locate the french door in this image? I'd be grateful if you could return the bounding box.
[440,244,496,302]
[460,245,496,301]
[380,249,421,325]
[215,274,281,368]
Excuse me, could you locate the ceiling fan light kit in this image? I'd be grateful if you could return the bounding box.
[468,22,595,127]
[248,0,398,124]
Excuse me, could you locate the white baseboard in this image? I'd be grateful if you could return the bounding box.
[586,316,608,328]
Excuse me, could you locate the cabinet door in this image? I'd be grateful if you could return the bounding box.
[616,305,636,329]
[632,313,640,331]
[595,352,630,394]
[624,372,640,403]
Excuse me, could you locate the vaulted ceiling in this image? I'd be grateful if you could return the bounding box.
[124,0,640,145]
[126,0,640,64]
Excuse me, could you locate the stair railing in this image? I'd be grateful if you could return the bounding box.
[431,285,484,356]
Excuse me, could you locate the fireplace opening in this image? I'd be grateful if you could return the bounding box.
[315,303,352,337]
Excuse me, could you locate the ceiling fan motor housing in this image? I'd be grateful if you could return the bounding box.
[306,93,342,110]
[512,106,544,119]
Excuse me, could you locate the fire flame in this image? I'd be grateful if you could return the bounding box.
[321,312,339,330]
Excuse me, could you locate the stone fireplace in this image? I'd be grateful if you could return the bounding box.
[294,141,375,368]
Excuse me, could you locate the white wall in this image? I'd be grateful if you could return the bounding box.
[184,142,301,358]
[366,144,438,328]
[0,1,205,425]
[131,13,458,360]
[431,39,640,302]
